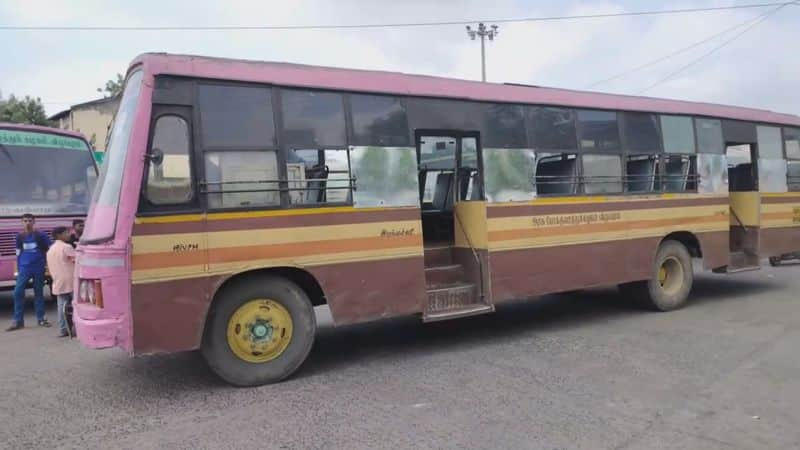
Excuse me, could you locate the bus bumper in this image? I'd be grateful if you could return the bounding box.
[74,302,132,353]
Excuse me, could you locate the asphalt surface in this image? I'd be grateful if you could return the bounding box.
[0,263,799,450]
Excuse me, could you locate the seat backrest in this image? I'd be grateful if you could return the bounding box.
[432,172,453,211]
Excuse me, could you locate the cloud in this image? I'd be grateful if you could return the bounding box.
[0,0,797,117]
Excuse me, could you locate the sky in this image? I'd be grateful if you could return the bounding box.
[1,0,798,117]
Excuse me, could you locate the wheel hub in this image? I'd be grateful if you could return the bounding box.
[227,299,293,363]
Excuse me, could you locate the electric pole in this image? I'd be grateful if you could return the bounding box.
[465,23,499,82]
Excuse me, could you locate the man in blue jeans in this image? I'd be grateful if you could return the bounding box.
[6,213,52,331]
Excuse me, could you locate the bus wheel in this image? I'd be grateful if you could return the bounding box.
[201,276,316,387]
[768,257,781,267]
[619,240,693,312]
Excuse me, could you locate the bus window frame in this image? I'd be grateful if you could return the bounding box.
[138,105,201,215]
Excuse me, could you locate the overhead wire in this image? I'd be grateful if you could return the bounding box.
[636,2,791,94]
[0,2,791,31]
[585,9,774,89]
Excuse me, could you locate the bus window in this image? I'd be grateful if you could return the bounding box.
[144,115,193,205]
[661,115,697,191]
[282,90,346,148]
[577,110,621,152]
[528,107,577,151]
[198,84,275,149]
[622,112,661,153]
[757,125,787,192]
[695,118,725,154]
[349,146,418,207]
[697,154,728,194]
[205,151,280,209]
[583,154,623,194]
[785,127,800,191]
[660,115,696,154]
[662,155,695,192]
[349,94,410,147]
[626,154,659,193]
[535,153,578,195]
[484,104,526,148]
[482,148,536,202]
[757,126,783,159]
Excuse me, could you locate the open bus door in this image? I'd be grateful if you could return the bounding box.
[725,143,761,272]
[417,131,493,321]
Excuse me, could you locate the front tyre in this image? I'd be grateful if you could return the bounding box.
[768,256,781,267]
[202,276,316,387]
[618,240,693,312]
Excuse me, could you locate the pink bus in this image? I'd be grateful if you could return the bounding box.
[0,123,97,290]
[74,53,800,386]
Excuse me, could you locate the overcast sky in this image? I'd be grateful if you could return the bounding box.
[1,0,798,117]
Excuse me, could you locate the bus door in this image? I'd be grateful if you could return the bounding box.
[417,131,493,322]
[725,143,761,271]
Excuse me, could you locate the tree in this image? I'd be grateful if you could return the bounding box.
[0,94,49,125]
[97,73,124,98]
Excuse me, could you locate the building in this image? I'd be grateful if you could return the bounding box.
[49,96,120,154]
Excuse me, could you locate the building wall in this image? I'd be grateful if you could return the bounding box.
[57,98,119,152]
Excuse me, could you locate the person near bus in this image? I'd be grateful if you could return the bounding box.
[47,226,76,337]
[69,219,85,248]
[6,213,52,331]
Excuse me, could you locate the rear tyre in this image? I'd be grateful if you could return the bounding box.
[201,276,316,387]
[768,257,781,267]
[618,240,693,312]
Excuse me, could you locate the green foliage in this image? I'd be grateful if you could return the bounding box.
[0,94,49,125]
[97,73,124,98]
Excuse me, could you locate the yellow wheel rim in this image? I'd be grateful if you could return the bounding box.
[658,256,684,296]
[226,299,293,363]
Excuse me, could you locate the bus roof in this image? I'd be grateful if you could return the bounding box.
[133,52,800,128]
[0,122,88,141]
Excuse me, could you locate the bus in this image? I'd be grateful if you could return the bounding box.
[74,53,800,386]
[0,123,97,290]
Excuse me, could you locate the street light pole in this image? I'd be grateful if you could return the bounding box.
[465,23,499,82]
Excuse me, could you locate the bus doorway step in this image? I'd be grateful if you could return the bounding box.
[423,283,493,322]
[713,251,761,274]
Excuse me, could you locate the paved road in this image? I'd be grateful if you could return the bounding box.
[0,264,799,450]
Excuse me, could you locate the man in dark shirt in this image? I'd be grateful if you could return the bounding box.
[69,219,84,248]
[6,213,52,331]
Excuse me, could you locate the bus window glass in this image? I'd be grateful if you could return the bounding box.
[535,153,578,195]
[697,153,728,194]
[198,85,275,149]
[660,115,695,154]
[528,107,576,151]
[695,118,724,154]
[482,148,536,202]
[350,146,418,207]
[622,112,660,153]
[577,110,620,152]
[484,104,526,148]
[282,90,346,148]
[756,125,783,159]
[626,154,659,193]
[758,158,787,193]
[583,154,623,194]
[788,161,800,191]
[662,155,695,192]
[350,95,410,146]
[145,116,193,205]
[785,127,800,159]
[205,151,279,208]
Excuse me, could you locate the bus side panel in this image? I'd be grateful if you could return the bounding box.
[485,196,730,301]
[489,238,656,302]
[760,195,800,257]
[310,256,427,325]
[130,276,219,354]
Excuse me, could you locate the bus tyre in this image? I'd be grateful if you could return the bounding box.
[201,276,316,387]
[768,257,781,267]
[620,240,693,312]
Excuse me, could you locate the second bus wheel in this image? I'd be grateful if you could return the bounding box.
[201,276,316,387]
[619,240,694,312]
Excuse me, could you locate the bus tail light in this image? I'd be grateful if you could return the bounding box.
[79,279,104,308]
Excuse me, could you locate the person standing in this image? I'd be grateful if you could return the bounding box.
[6,213,52,331]
[68,219,85,248]
[47,226,76,337]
